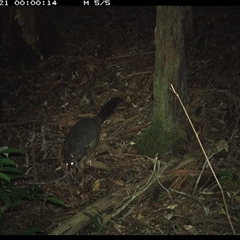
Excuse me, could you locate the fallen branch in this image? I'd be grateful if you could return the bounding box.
[49,157,173,235]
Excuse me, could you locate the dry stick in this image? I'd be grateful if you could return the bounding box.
[170,84,236,235]
[31,144,37,181]
[153,154,174,203]
[64,88,68,131]
[102,156,171,225]
[49,89,66,111]
[105,51,154,61]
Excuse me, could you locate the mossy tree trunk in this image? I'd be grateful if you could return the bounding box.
[137,6,193,158]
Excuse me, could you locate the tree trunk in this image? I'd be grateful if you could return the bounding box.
[1,7,59,68]
[137,6,192,158]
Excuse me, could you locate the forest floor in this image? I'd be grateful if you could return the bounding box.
[1,6,240,235]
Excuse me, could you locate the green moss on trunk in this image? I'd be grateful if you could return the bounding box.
[136,6,190,158]
[136,116,180,158]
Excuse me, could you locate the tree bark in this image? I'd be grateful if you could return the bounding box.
[1,7,59,68]
[137,6,192,157]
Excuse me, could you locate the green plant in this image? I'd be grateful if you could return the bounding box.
[217,171,240,186]
[24,227,45,235]
[0,147,25,183]
[0,147,65,221]
[83,212,106,234]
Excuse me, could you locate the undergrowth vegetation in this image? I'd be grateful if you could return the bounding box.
[0,147,65,234]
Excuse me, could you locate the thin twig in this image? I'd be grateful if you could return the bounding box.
[170,84,236,235]
[102,155,171,225]
[64,88,69,131]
